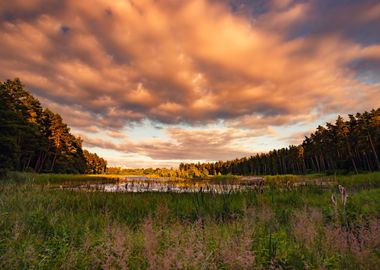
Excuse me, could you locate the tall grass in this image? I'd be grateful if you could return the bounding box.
[3,171,119,185]
[336,172,380,190]
[265,174,300,188]
[1,173,380,269]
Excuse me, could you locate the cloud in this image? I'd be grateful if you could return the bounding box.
[1,0,379,130]
[226,113,321,129]
[279,130,313,146]
[106,130,128,139]
[1,0,380,166]
[82,127,271,161]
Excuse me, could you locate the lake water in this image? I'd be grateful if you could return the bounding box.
[62,176,265,194]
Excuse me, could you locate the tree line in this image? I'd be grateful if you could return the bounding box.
[0,78,107,174]
[179,108,380,177]
[106,167,179,177]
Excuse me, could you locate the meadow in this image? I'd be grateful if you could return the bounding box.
[1,173,380,269]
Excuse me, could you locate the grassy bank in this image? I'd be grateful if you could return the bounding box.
[1,173,380,269]
[3,171,120,185]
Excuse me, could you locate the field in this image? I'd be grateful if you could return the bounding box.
[1,173,380,269]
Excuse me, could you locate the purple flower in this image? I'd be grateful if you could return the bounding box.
[338,185,348,206]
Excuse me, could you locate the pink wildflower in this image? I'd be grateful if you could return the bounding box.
[338,185,348,206]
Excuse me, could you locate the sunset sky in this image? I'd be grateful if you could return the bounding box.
[1,0,380,168]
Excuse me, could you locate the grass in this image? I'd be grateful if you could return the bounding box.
[1,172,380,269]
[265,174,300,187]
[4,171,120,185]
[208,175,240,184]
[336,172,380,190]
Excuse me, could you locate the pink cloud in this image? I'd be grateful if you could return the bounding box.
[1,0,380,166]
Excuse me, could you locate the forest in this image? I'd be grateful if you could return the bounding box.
[2,79,380,269]
[2,78,379,179]
[106,109,380,178]
[0,78,107,175]
[179,109,380,177]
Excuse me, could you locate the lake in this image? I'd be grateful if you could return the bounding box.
[61,176,265,193]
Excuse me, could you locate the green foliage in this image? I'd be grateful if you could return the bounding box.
[83,150,107,174]
[4,171,118,185]
[1,173,380,269]
[179,108,380,176]
[106,167,180,178]
[0,78,106,174]
[336,172,380,190]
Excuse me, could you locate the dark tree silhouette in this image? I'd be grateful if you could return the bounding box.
[179,108,380,177]
[0,78,107,174]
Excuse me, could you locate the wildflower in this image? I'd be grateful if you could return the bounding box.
[338,185,348,206]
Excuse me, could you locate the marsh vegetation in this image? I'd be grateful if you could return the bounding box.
[1,172,380,269]
[2,79,380,269]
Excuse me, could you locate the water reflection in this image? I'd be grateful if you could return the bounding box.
[63,176,265,194]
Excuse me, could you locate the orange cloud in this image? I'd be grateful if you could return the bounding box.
[1,0,380,166]
[82,126,270,161]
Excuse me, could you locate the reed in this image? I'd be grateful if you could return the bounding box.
[1,172,380,269]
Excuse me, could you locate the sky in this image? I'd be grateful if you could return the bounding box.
[1,0,380,168]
